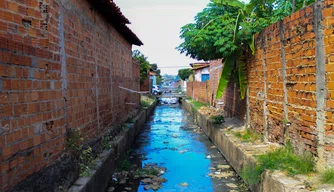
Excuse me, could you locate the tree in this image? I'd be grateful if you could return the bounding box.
[178,68,193,81]
[133,50,150,83]
[177,0,314,99]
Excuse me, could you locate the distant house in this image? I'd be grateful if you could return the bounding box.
[190,62,210,82]
[149,70,157,85]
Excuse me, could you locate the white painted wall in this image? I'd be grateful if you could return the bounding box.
[194,67,209,82]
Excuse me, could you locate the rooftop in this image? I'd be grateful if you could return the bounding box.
[189,62,210,70]
[87,0,143,46]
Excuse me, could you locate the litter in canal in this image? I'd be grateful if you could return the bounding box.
[107,98,248,192]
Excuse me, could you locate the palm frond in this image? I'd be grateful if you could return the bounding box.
[237,53,247,100]
[216,55,235,99]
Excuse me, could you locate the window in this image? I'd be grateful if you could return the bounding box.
[201,74,210,82]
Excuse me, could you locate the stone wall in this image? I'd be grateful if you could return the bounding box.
[0,0,140,191]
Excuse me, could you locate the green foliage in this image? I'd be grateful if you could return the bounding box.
[119,159,131,171]
[178,0,315,99]
[141,95,155,108]
[233,129,263,142]
[190,100,209,110]
[79,147,96,177]
[178,68,193,81]
[133,50,151,83]
[321,169,334,184]
[210,115,225,124]
[67,128,84,151]
[216,55,235,99]
[66,129,97,177]
[102,129,113,150]
[241,143,314,184]
[177,3,241,60]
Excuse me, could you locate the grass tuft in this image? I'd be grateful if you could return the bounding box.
[141,96,155,108]
[190,100,209,110]
[233,129,263,143]
[321,169,334,184]
[241,142,314,184]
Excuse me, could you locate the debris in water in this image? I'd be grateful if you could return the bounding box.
[217,165,231,169]
[179,150,188,154]
[226,183,238,188]
[180,182,189,187]
[208,171,235,179]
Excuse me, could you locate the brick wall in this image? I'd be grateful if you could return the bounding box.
[0,0,140,191]
[186,81,212,104]
[140,77,150,92]
[246,0,334,168]
[192,0,333,168]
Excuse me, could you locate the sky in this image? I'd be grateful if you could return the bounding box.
[114,0,211,75]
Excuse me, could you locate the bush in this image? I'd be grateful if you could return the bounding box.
[211,115,225,124]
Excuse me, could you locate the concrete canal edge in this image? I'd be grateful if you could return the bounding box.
[182,100,312,192]
[68,101,157,192]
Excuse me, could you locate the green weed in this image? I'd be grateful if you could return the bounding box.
[66,128,83,151]
[233,129,263,143]
[190,100,209,110]
[321,168,334,184]
[210,115,225,124]
[141,96,154,108]
[102,129,113,150]
[241,143,314,184]
[119,159,131,171]
[79,147,96,177]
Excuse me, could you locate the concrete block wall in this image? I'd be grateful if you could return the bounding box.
[0,0,140,191]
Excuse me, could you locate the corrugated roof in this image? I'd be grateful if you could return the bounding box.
[86,0,143,46]
[189,63,210,70]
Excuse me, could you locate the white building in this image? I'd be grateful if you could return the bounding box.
[190,62,210,82]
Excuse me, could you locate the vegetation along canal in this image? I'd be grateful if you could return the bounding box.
[107,101,248,192]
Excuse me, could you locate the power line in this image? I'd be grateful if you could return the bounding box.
[158,66,191,68]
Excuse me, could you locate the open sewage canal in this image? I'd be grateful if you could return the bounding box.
[107,101,248,192]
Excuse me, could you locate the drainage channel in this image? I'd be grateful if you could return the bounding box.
[107,102,248,192]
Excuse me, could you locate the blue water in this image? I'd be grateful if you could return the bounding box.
[131,105,239,192]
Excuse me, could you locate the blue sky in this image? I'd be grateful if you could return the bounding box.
[114,0,211,75]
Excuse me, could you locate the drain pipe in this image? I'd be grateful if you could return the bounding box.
[282,121,291,145]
